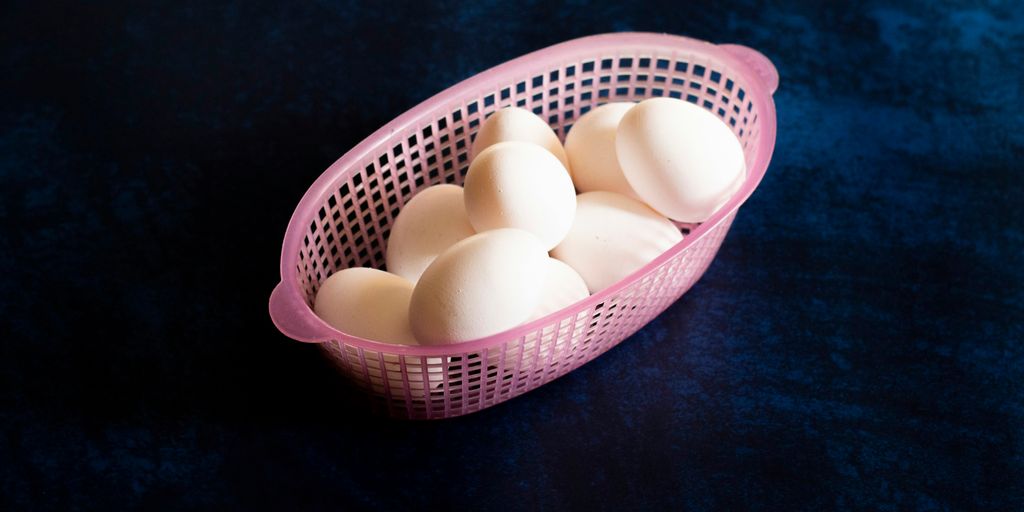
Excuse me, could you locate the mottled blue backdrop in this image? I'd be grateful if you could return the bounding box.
[2,0,1022,510]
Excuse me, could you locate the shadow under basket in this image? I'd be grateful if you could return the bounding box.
[269,32,779,419]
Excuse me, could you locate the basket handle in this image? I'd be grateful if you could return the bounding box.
[269,282,331,343]
[720,44,779,95]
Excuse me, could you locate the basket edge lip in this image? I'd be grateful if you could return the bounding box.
[274,31,778,355]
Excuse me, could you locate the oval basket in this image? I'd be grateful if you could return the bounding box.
[269,32,778,419]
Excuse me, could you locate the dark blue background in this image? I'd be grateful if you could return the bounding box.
[3,1,1022,510]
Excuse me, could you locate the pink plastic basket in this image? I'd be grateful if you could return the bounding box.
[269,32,778,419]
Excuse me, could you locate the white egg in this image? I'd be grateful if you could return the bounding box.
[409,228,548,345]
[464,141,576,251]
[530,257,590,321]
[564,102,641,200]
[314,267,417,345]
[518,259,589,375]
[616,97,746,222]
[471,106,571,174]
[551,191,684,293]
[386,184,475,283]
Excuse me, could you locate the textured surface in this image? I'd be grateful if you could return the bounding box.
[2,0,1023,510]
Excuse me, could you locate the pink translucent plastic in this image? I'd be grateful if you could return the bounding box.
[269,33,778,419]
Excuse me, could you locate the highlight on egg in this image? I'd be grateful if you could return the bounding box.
[408,228,549,345]
[564,102,641,200]
[386,184,476,284]
[530,257,590,322]
[470,106,571,174]
[313,267,417,345]
[616,97,747,223]
[463,141,577,251]
[551,191,684,293]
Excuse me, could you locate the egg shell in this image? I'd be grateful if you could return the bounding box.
[464,141,577,250]
[518,259,587,373]
[616,97,746,222]
[470,107,571,174]
[551,191,684,293]
[530,257,590,321]
[386,184,475,283]
[564,102,641,200]
[313,267,417,345]
[409,228,549,345]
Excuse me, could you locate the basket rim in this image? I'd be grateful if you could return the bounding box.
[272,31,778,356]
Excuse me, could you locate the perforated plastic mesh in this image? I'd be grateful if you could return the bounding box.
[293,42,766,419]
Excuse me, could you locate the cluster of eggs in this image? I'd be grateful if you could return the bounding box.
[314,98,746,346]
